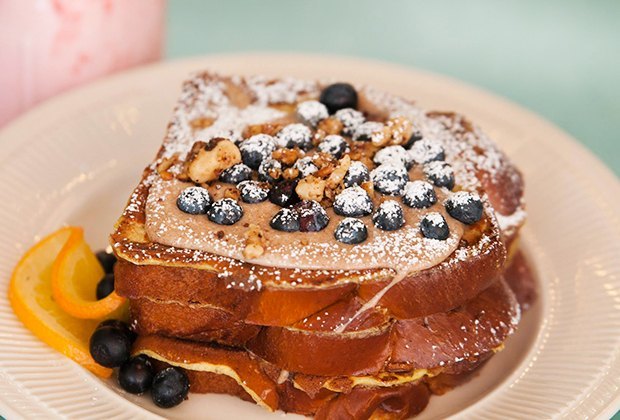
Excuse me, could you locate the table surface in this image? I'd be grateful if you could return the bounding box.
[166,0,619,177]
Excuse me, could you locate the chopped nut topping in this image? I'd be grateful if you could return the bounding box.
[326,155,351,189]
[360,180,375,198]
[272,147,304,166]
[223,186,241,200]
[386,116,414,145]
[190,117,215,130]
[296,175,327,201]
[317,116,344,135]
[244,224,268,259]
[187,138,241,183]
[243,122,283,138]
[282,167,300,180]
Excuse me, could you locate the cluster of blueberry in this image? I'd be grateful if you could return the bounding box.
[176,82,484,245]
[90,252,189,409]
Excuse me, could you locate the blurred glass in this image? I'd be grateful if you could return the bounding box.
[0,0,166,127]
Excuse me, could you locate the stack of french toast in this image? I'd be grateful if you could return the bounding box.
[111,72,532,419]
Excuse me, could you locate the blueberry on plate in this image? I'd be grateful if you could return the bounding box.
[118,355,154,394]
[402,181,437,209]
[96,319,135,342]
[419,212,450,240]
[317,134,348,159]
[352,121,384,142]
[151,367,190,409]
[219,163,252,184]
[294,156,319,178]
[333,186,373,217]
[95,250,116,274]
[373,145,411,168]
[176,186,212,215]
[334,108,365,136]
[424,161,455,190]
[238,180,269,204]
[334,218,368,244]
[207,198,244,225]
[370,164,409,196]
[89,324,132,368]
[296,100,329,126]
[268,179,300,207]
[239,134,276,170]
[258,158,282,183]
[444,191,484,224]
[270,208,300,232]
[372,200,405,231]
[407,139,445,165]
[276,123,313,150]
[343,161,370,187]
[319,82,358,114]
[96,273,115,300]
[294,200,330,232]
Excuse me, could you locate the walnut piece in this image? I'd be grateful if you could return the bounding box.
[386,116,414,145]
[296,175,327,201]
[243,122,283,138]
[187,138,241,183]
[326,155,351,189]
[157,155,178,180]
[244,224,268,259]
[273,147,304,166]
[317,116,343,135]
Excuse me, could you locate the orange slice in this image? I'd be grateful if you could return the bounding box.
[8,227,112,378]
[51,227,126,319]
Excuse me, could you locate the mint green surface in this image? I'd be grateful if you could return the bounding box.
[166,0,619,176]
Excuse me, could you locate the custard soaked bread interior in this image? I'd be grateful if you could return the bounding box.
[111,72,529,418]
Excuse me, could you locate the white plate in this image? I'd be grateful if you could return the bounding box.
[0,54,618,420]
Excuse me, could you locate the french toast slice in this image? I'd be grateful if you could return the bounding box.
[109,71,529,418]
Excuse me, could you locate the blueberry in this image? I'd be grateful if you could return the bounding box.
[207,198,243,225]
[373,200,405,231]
[370,164,409,196]
[258,158,282,183]
[96,273,115,300]
[419,212,450,240]
[334,218,368,244]
[119,355,154,394]
[270,208,300,232]
[402,181,437,209]
[219,163,252,184]
[334,108,365,136]
[95,250,116,274]
[424,161,455,190]
[151,367,190,409]
[294,200,330,232]
[343,161,370,187]
[239,134,276,170]
[373,145,411,168]
[403,132,423,149]
[333,186,373,217]
[353,121,384,142]
[408,139,445,165]
[176,186,212,215]
[268,179,300,207]
[89,325,132,368]
[319,83,358,114]
[238,180,269,204]
[444,191,484,224]
[276,124,313,150]
[317,135,348,158]
[96,319,135,342]
[294,156,319,178]
[296,100,329,126]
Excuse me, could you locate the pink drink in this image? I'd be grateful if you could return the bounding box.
[0,0,166,127]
